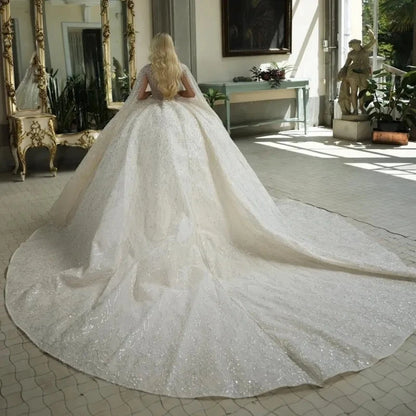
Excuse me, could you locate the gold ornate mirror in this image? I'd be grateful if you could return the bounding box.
[1,0,48,115]
[0,0,16,116]
[101,0,136,110]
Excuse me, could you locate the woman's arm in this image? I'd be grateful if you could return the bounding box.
[137,75,151,100]
[178,73,195,98]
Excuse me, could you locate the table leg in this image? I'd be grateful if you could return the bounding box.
[225,97,231,134]
[17,146,26,182]
[302,87,308,134]
[49,143,57,177]
[9,132,19,175]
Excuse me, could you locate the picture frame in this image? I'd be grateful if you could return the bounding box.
[222,0,292,57]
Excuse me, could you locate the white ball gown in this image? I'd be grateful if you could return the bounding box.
[6,64,416,398]
[15,53,40,110]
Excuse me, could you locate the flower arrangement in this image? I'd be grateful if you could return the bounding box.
[250,62,293,88]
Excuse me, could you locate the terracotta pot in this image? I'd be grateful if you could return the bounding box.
[372,130,409,145]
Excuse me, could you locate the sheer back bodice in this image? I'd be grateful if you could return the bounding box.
[142,63,179,100]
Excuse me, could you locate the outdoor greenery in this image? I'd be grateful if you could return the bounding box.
[361,69,416,129]
[362,0,416,69]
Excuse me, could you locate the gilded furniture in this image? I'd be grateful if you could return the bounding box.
[10,112,57,181]
[102,0,136,111]
[0,0,16,116]
[56,130,101,149]
[1,1,137,179]
[1,0,54,180]
[199,80,309,134]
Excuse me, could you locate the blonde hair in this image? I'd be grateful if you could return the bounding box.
[149,33,182,100]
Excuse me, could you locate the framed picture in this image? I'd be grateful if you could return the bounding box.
[222,0,292,57]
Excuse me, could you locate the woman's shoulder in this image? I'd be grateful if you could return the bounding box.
[138,63,152,74]
[180,63,190,76]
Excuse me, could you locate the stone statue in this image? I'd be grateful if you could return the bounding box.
[337,26,376,116]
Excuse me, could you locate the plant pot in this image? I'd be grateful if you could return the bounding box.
[377,120,406,132]
[372,130,409,145]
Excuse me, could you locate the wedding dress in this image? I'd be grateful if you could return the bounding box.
[6,64,416,398]
[15,53,40,110]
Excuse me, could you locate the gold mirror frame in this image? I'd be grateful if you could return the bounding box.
[0,0,48,116]
[2,0,136,116]
[101,0,136,110]
[1,0,17,116]
[34,0,48,113]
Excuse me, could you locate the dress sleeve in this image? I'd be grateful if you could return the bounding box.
[180,64,212,110]
[123,65,150,106]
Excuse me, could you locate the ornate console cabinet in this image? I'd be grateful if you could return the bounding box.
[10,112,57,181]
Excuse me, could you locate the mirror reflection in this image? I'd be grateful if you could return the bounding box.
[12,0,38,110]
[8,1,133,132]
[43,0,109,133]
[109,0,130,102]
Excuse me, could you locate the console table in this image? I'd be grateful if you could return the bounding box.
[199,79,309,134]
[9,111,100,181]
[10,112,57,181]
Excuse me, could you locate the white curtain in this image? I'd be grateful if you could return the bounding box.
[68,30,85,76]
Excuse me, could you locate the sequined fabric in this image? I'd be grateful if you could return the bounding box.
[15,61,40,110]
[6,65,416,398]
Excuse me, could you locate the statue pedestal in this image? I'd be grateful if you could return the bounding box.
[333,118,372,142]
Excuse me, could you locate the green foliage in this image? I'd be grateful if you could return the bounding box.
[380,0,415,32]
[362,0,415,69]
[47,71,111,133]
[203,88,227,108]
[47,70,75,133]
[112,57,130,102]
[361,69,416,129]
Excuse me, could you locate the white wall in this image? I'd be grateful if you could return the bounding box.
[194,0,322,125]
[349,0,363,39]
[134,0,153,70]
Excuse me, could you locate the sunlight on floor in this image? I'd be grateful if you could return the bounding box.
[255,141,390,158]
[254,131,416,182]
[364,146,416,158]
[255,141,336,158]
[346,162,416,182]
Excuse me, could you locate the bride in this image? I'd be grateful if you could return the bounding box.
[6,33,416,398]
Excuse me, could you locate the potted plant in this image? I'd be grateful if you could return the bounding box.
[47,71,112,149]
[361,69,416,144]
[250,62,293,88]
[48,72,112,130]
[203,88,227,108]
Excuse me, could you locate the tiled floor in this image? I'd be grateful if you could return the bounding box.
[1,127,416,416]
